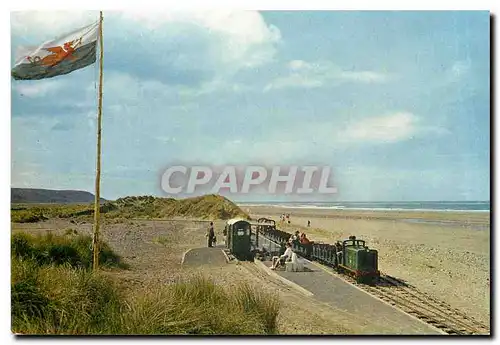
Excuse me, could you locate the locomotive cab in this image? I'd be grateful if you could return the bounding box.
[338,236,380,284]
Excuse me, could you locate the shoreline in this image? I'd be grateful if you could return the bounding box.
[241,205,490,227]
[238,204,490,213]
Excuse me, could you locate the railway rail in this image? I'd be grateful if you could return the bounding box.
[340,270,489,335]
[255,232,490,335]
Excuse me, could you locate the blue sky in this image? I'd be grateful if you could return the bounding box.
[11,10,490,201]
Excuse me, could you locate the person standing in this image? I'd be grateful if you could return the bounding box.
[207,222,215,248]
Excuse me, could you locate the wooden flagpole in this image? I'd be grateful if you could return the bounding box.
[93,11,104,271]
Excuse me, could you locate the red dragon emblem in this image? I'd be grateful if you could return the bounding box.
[26,38,82,67]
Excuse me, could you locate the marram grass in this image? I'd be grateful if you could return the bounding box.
[11,233,280,335]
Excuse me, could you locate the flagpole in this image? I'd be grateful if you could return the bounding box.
[93,11,104,271]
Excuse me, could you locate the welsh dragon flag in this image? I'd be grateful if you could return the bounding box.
[12,22,99,80]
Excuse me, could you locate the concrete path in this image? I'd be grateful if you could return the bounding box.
[182,245,227,267]
[260,260,442,335]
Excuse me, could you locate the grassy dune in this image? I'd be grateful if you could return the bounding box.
[11,194,249,223]
[110,194,249,220]
[11,232,279,335]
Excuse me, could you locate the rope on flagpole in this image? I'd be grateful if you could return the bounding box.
[93,10,104,271]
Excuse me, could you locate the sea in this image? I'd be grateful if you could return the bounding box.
[237,201,490,213]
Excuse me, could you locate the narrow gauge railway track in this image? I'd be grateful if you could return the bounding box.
[340,272,490,335]
[255,232,489,335]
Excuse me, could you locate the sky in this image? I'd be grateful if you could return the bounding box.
[10,10,490,202]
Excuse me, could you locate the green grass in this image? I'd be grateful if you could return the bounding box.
[12,258,122,334]
[11,232,127,269]
[12,261,280,335]
[11,232,280,335]
[109,194,249,220]
[118,275,280,335]
[64,228,78,236]
[11,194,249,223]
[11,210,47,223]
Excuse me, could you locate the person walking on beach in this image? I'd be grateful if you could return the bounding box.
[307,220,311,227]
[207,222,215,248]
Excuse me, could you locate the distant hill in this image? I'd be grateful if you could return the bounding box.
[11,188,106,204]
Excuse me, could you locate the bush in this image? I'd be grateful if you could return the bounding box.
[11,232,127,270]
[11,257,121,334]
[11,210,45,223]
[65,229,78,235]
[12,266,280,335]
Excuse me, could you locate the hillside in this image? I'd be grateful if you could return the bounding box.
[109,194,250,220]
[11,188,106,204]
[11,194,249,222]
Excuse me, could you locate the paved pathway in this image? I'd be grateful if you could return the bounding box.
[182,240,442,334]
[182,245,227,267]
[262,260,442,335]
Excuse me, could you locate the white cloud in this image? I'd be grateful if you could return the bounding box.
[155,136,176,143]
[119,10,281,68]
[11,11,281,98]
[99,72,250,110]
[197,111,450,164]
[11,11,99,39]
[181,112,428,166]
[12,10,280,72]
[340,112,418,143]
[339,70,389,83]
[265,60,390,91]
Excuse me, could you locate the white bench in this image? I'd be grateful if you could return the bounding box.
[285,253,304,272]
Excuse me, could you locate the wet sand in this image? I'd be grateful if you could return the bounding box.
[243,205,491,327]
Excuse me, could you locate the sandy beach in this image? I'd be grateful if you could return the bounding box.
[243,205,491,326]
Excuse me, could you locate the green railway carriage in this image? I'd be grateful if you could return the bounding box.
[225,218,253,261]
[251,222,380,284]
[337,236,380,283]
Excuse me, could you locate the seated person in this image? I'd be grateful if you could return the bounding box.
[288,231,300,245]
[270,243,293,270]
[335,241,343,265]
[300,233,312,245]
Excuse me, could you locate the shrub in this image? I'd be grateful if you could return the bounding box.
[11,232,127,270]
[11,210,45,223]
[11,257,121,335]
